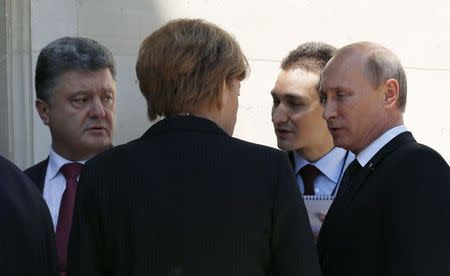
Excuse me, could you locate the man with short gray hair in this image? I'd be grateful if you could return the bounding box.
[25,36,117,276]
[318,41,450,276]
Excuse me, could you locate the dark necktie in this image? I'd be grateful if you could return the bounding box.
[336,159,362,197]
[56,162,83,276]
[299,164,321,195]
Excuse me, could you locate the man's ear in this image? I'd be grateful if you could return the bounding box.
[35,99,50,125]
[384,78,400,110]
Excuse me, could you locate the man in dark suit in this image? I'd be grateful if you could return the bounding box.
[68,18,321,276]
[318,41,450,275]
[271,42,354,236]
[25,36,117,276]
[0,155,57,276]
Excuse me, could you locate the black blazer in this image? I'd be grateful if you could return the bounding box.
[24,158,48,193]
[317,132,450,276]
[68,116,321,276]
[0,155,57,276]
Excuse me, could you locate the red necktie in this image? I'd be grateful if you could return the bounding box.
[299,164,321,196]
[56,162,83,276]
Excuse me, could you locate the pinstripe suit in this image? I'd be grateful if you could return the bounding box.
[68,115,321,276]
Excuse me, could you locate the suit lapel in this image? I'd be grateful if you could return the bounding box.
[318,132,416,255]
[364,131,416,170]
[288,151,295,169]
[38,161,47,193]
[25,158,48,193]
[337,132,415,210]
[335,165,371,209]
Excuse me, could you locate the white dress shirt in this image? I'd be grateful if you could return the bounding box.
[355,125,408,167]
[42,148,86,230]
[294,147,355,196]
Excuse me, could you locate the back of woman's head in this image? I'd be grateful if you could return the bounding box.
[136,18,249,121]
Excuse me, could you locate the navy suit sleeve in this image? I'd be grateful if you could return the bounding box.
[0,156,57,276]
[271,153,321,276]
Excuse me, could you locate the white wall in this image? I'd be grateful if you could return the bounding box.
[27,0,450,165]
[0,0,34,169]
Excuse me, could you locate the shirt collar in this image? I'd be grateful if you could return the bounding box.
[294,147,349,183]
[47,147,87,181]
[356,124,408,167]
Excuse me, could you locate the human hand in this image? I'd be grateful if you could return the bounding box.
[312,213,326,241]
[318,213,326,223]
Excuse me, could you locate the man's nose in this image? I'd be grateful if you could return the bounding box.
[272,104,288,124]
[88,97,106,118]
[322,99,336,121]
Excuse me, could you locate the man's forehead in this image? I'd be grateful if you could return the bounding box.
[55,69,116,93]
[322,52,365,81]
[331,49,365,68]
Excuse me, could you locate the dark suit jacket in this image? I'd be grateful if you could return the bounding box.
[67,116,321,276]
[0,155,57,276]
[317,132,450,276]
[24,158,48,193]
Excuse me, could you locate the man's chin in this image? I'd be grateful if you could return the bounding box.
[82,140,112,153]
[332,137,351,151]
[277,141,294,152]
